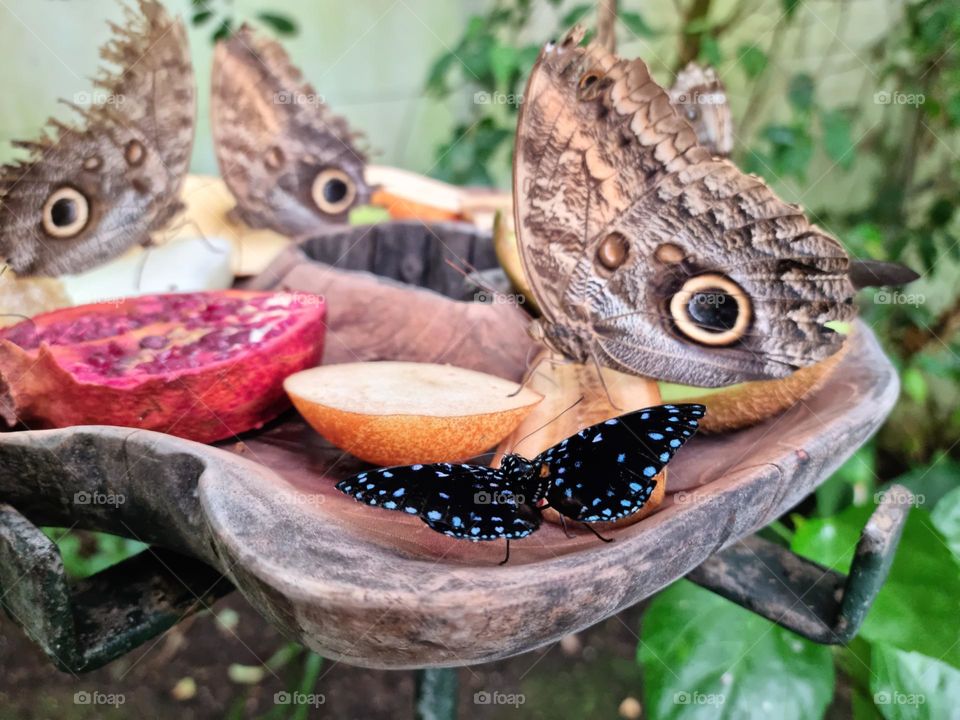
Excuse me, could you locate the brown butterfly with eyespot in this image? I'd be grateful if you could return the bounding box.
[211,25,372,237]
[668,62,734,158]
[0,0,195,277]
[513,26,863,389]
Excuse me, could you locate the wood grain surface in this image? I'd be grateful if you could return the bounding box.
[0,223,900,668]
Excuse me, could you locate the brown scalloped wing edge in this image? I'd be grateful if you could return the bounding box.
[215,24,368,162]
[1,0,195,192]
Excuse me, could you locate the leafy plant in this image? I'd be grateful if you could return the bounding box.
[189,0,299,43]
[424,0,960,717]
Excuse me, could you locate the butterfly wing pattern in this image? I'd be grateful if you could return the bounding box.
[336,463,543,540]
[668,63,734,157]
[537,404,703,522]
[513,27,856,388]
[0,0,195,276]
[336,403,704,544]
[211,25,371,236]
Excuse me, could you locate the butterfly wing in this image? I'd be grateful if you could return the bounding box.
[513,27,854,388]
[211,25,371,237]
[538,403,703,522]
[668,63,733,157]
[0,0,195,277]
[336,463,541,541]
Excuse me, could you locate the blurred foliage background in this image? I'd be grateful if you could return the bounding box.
[1,0,958,718]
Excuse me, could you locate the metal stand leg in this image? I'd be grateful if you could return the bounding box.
[415,667,458,720]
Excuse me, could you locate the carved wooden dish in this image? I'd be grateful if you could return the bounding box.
[0,224,899,669]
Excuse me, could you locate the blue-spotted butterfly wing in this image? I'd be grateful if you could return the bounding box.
[538,404,705,523]
[335,464,541,541]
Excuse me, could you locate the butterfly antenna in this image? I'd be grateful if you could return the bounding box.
[508,349,545,397]
[582,522,614,543]
[133,240,152,293]
[513,396,585,449]
[443,256,503,301]
[508,350,572,398]
[167,216,229,257]
[0,312,34,325]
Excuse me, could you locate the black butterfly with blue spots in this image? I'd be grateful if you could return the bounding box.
[336,403,704,556]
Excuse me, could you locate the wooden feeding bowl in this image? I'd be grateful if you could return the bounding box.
[0,223,902,672]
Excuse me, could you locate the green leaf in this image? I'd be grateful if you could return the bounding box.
[700,35,722,67]
[788,73,816,111]
[739,45,768,79]
[488,43,519,91]
[191,9,213,26]
[820,109,856,169]
[425,52,457,95]
[212,18,233,43]
[639,580,835,720]
[932,486,960,563]
[902,366,929,405]
[684,17,714,34]
[872,644,960,719]
[783,0,803,18]
[792,504,960,669]
[257,12,297,36]
[891,455,960,508]
[620,11,656,38]
[927,198,954,228]
[815,445,875,517]
[762,124,814,180]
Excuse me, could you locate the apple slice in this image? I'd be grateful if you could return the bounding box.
[284,361,543,466]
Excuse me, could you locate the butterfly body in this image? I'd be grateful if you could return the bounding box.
[336,403,703,543]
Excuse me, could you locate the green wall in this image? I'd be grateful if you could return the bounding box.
[0,0,476,176]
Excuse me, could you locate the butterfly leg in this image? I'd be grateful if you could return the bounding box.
[557,513,576,539]
[507,350,571,397]
[499,539,511,566]
[589,347,624,412]
[582,522,614,544]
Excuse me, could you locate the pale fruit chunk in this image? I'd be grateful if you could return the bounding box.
[284,361,543,466]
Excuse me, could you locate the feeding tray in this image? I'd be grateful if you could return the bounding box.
[0,222,905,672]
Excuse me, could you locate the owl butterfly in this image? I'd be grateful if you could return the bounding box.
[211,26,371,237]
[0,0,195,277]
[514,27,859,388]
[668,63,734,157]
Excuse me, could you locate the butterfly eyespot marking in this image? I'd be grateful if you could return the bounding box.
[670,273,752,346]
[311,168,356,216]
[685,106,700,122]
[596,232,629,272]
[577,71,604,101]
[654,243,685,264]
[124,140,146,167]
[42,186,90,239]
[83,156,102,172]
[264,146,285,170]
